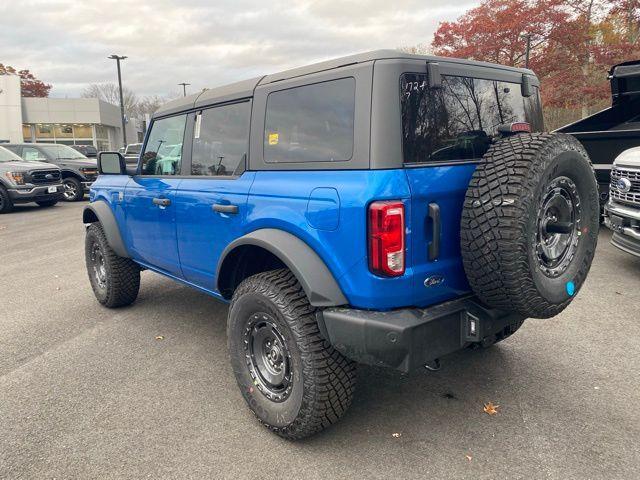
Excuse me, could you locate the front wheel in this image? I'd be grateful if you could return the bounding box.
[0,186,14,214]
[227,269,357,440]
[85,223,140,308]
[63,177,84,202]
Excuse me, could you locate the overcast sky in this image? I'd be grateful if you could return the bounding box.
[1,0,478,99]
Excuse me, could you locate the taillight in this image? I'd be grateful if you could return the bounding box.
[368,201,405,277]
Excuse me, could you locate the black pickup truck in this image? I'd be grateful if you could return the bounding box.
[556,60,640,207]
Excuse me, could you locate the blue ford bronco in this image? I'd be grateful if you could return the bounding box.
[83,50,599,439]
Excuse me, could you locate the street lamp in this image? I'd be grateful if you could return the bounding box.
[521,34,532,69]
[178,82,191,97]
[108,54,128,148]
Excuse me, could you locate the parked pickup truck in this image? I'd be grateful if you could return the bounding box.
[604,147,640,257]
[4,143,98,202]
[83,50,599,439]
[0,145,64,213]
[556,60,640,207]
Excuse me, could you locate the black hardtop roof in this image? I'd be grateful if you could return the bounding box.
[611,60,640,78]
[153,49,535,118]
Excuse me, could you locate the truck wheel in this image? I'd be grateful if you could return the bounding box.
[85,223,140,308]
[461,133,599,319]
[227,269,356,440]
[0,186,14,214]
[36,200,58,208]
[63,177,84,202]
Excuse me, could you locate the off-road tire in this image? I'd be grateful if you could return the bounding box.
[63,177,84,202]
[85,223,140,308]
[228,269,357,440]
[0,186,13,214]
[461,133,599,319]
[36,200,58,207]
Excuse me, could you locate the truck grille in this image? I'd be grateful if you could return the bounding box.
[610,167,640,206]
[27,169,61,185]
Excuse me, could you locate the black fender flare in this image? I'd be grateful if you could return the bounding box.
[82,201,129,258]
[217,229,348,307]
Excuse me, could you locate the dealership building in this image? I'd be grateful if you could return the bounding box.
[0,74,141,150]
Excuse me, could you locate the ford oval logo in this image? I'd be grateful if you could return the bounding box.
[45,174,54,180]
[617,177,632,193]
[424,275,445,288]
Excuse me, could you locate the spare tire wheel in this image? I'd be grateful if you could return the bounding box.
[461,133,599,319]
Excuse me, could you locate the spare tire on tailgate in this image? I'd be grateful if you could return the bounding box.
[461,133,599,319]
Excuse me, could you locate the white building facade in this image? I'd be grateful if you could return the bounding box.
[0,73,141,150]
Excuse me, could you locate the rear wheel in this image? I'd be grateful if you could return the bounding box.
[63,177,84,202]
[36,200,58,207]
[0,186,13,214]
[227,269,356,440]
[461,133,599,319]
[85,223,140,308]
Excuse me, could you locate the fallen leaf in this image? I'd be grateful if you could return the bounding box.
[465,455,473,462]
[392,432,402,438]
[483,402,500,415]
[155,335,164,341]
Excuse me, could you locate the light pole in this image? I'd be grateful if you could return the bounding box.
[178,82,191,97]
[108,54,128,148]
[522,34,532,69]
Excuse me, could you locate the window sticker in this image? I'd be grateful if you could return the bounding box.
[268,133,279,145]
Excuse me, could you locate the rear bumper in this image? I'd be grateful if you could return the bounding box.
[319,296,524,373]
[604,201,640,258]
[7,184,65,203]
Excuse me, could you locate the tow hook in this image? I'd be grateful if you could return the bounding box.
[424,358,441,372]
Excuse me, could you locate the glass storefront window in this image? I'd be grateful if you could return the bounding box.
[95,125,109,139]
[22,124,32,142]
[74,124,93,138]
[35,124,54,138]
[54,124,74,138]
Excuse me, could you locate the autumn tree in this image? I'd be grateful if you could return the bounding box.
[0,64,51,97]
[427,0,640,127]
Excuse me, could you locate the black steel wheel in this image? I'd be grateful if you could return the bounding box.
[534,176,582,278]
[228,269,356,440]
[244,313,293,402]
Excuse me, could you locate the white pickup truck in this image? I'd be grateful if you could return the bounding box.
[605,147,640,257]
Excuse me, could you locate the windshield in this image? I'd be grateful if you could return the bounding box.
[0,146,23,162]
[37,144,88,160]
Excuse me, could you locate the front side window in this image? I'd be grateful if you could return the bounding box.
[22,147,47,161]
[401,74,542,164]
[141,114,187,175]
[192,102,250,176]
[264,77,355,163]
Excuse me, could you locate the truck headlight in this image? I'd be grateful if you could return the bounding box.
[5,172,25,185]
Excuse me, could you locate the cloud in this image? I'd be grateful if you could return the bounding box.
[0,0,478,98]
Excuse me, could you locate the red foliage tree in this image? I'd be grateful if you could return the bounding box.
[0,64,51,97]
[430,0,640,113]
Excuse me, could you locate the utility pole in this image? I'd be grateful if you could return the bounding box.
[108,54,128,148]
[178,82,191,97]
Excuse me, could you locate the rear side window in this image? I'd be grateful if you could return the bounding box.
[141,114,187,175]
[264,77,355,163]
[401,74,542,164]
[192,102,250,176]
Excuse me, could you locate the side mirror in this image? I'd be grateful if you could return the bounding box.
[98,152,126,175]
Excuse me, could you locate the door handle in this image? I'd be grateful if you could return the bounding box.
[152,197,171,207]
[428,202,441,261]
[212,203,239,214]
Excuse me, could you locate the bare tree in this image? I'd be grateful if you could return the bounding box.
[82,83,139,117]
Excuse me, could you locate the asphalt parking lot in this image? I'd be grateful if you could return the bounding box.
[1,201,639,480]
